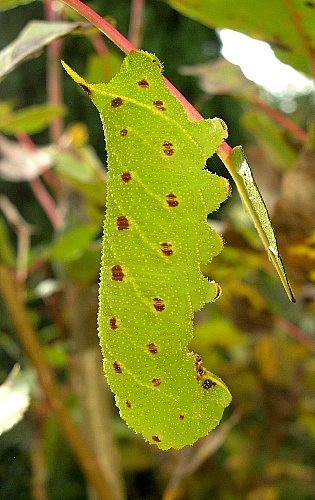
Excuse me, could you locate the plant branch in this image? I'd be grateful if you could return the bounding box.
[251,96,307,142]
[61,0,135,53]
[275,317,315,352]
[128,0,145,49]
[0,262,113,499]
[60,0,202,121]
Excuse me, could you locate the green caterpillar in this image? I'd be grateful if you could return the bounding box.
[62,50,232,450]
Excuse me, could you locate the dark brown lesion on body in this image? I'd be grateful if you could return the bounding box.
[153,297,165,311]
[160,242,173,256]
[153,100,166,111]
[151,435,161,442]
[121,172,131,183]
[147,343,158,354]
[137,79,150,88]
[113,361,122,374]
[109,317,118,330]
[151,377,161,386]
[111,97,123,107]
[116,216,129,230]
[162,141,174,156]
[166,193,178,207]
[111,265,124,281]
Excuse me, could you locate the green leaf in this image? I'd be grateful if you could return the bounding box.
[229,146,296,302]
[0,0,36,11]
[164,0,315,75]
[45,224,100,262]
[63,51,232,450]
[241,111,297,172]
[0,21,86,80]
[0,216,16,267]
[0,104,66,134]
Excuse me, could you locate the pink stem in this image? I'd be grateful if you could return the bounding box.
[29,178,64,230]
[61,0,135,54]
[252,96,307,142]
[16,133,64,230]
[128,0,145,48]
[275,317,315,352]
[60,0,202,122]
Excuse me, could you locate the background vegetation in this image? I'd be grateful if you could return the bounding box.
[0,0,315,499]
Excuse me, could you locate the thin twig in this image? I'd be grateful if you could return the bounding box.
[128,0,145,48]
[16,133,64,230]
[163,413,240,500]
[45,0,65,144]
[251,96,307,142]
[0,262,113,500]
[275,317,315,352]
[0,195,34,286]
[60,0,202,121]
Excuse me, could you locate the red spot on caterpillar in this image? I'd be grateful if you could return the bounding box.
[117,216,129,230]
[202,379,217,390]
[79,83,93,95]
[147,343,158,354]
[214,283,222,300]
[109,317,118,330]
[166,193,178,207]
[153,298,165,312]
[152,435,161,442]
[151,378,161,386]
[153,100,166,111]
[225,178,232,196]
[111,97,123,107]
[196,368,205,380]
[217,118,228,135]
[121,172,131,183]
[160,242,173,256]
[126,400,131,408]
[137,79,149,88]
[179,414,184,420]
[151,58,162,71]
[163,141,174,156]
[120,129,128,136]
[113,361,122,374]
[195,354,201,364]
[111,265,124,281]
[194,353,206,380]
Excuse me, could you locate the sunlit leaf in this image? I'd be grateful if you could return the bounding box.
[0,365,33,436]
[164,0,315,75]
[0,134,52,181]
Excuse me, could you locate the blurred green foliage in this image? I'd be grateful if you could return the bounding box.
[0,1,315,499]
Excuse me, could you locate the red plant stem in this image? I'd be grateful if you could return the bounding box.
[16,133,64,230]
[60,0,307,147]
[29,178,64,230]
[91,33,108,56]
[0,263,113,499]
[45,0,65,144]
[128,0,145,48]
[252,96,307,142]
[61,0,135,54]
[60,0,203,122]
[276,317,315,352]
